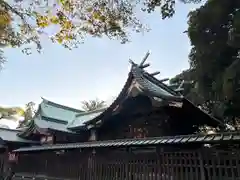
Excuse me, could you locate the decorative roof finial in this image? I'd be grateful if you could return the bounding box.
[159,78,169,82]
[150,71,160,76]
[139,51,150,67]
[129,51,151,68]
[129,51,162,77]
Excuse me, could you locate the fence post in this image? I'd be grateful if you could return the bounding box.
[198,150,206,180]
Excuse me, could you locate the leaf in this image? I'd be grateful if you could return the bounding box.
[92,11,101,20]
[50,16,59,24]
[36,15,49,28]
[0,9,11,27]
[1,0,197,60]
[56,36,63,43]
[86,7,93,12]
[62,20,73,29]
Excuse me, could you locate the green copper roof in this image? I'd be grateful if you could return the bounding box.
[34,115,74,133]
[40,98,83,123]
[21,99,84,134]
[0,128,38,144]
[67,108,106,129]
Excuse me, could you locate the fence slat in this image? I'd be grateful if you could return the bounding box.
[10,148,240,180]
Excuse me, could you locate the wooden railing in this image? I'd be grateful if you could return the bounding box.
[11,148,240,180]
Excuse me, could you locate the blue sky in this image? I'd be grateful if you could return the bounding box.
[0,2,200,109]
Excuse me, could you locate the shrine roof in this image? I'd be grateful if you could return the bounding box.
[68,64,184,129]
[0,128,38,144]
[18,99,83,136]
[33,115,74,133]
[67,108,106,129]
[68,57,223,129]
[39,98,83,124]
[18,53,224,134]
[14,131,240,152]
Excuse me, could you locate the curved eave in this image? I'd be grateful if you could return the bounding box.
[67,108,107,130]
[83,64,224,128]
[84,66,183,126]
[34,116,75,134]
[84,73,134,126]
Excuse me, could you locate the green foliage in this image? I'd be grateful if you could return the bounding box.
[18,101,35,128]
[169,69,195,84]
[187,0,240,101]
[172,0,240,128]
[0,106,24,118]
[0,0,201,65]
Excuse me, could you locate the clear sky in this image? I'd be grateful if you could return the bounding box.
[0,2,200,109]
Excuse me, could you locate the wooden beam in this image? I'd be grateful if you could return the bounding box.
[174,80,185,92]
[150,71,160,76]
[177,80,185,89]
[139,51,150,67]
[129,59,135,65]
[174,88,184,92]
[139,63,150,69]
[159,78,169,82]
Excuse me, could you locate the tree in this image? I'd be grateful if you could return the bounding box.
[0,106,24,118]
[0,0,201,63]
[18,101,36,127]
[169,69,205,105]
[187,0,240,99]
[81,99,106,111]
[184,0,240,128]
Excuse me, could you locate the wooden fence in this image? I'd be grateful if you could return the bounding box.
[0,153,6,178]
[11,147,240,180]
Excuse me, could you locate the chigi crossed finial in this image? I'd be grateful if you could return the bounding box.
[129,51,188,93]
[129,51,160,77]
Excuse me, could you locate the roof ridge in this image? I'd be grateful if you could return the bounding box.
[41,97,83,113]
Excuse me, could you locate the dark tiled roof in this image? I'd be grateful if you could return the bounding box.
[82,63,223,128]
[82,64,184,127]
[131,64,183,101]
[14,132,240,152]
